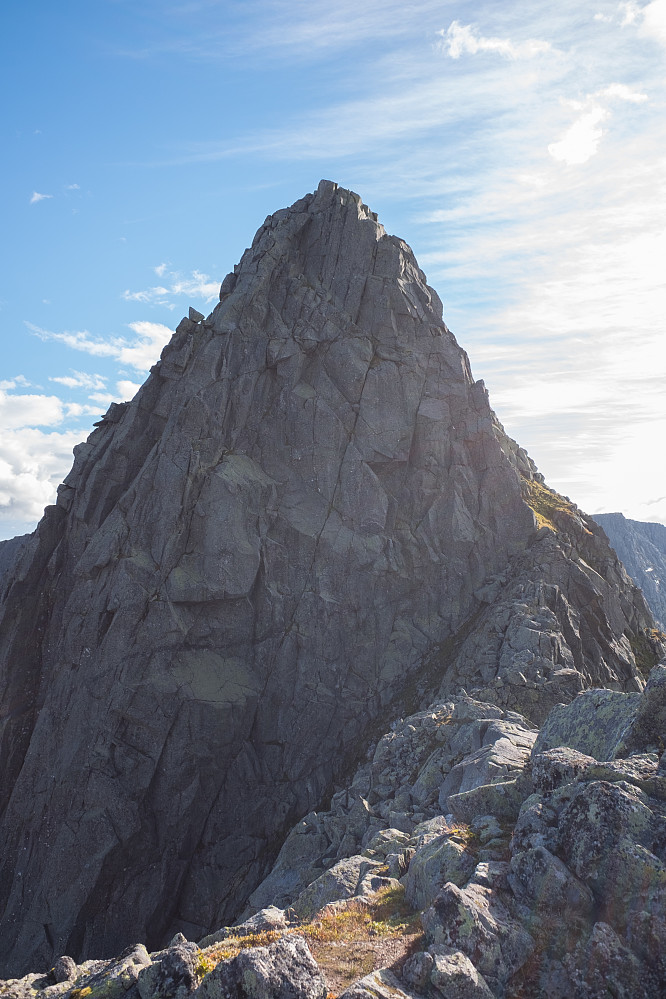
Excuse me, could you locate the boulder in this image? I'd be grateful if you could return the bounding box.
[533,688,641,759]
[138,942,201,999]
[403,947,494,998]
[194,936,326,999]
[199,907,291,949]
[422,881,533,990]
[290,856,396,920]
[614,665,666,757]
[405,835,475,909]
[339,967,421,999]
[563,920,657,999]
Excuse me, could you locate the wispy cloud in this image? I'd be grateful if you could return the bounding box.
[49,371,108,391]
[112,0,448,63]
[120,321,174,369]
[30,192,53,204]
[122,268,218,307]
[26,320,174,371]
[439,21,552,60]
[0,376,30,391]
[548,83,648,165]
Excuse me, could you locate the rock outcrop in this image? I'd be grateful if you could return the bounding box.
[0,534,30,585]
[0,182,658,976]
[4,668,666,997]
[595,512,666,630]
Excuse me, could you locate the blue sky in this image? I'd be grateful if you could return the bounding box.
[1,0,665,540]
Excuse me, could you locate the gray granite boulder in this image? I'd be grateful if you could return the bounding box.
[138,942,201,999]
[289,856,397,920]
[199,907,291,949]
[194,936,325,999]
[405,834,475,909]
[403,947,494,998]
[532,687,641,759]
[422,881,534,991]
[339,968,422,999]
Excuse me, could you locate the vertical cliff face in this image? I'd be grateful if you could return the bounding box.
[0,182,654,976]
[595,513,666,630]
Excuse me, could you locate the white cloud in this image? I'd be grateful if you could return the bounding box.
[122,285,170,304]
[549,106,608,164]
[27,322,120,359]
[50,371,108,391]
[0,388,65,430]
[640,0,666,44]
[27,320,174,372]
[598,82,648,102]
[66,183,80,190]
[548,83,647,165]
[0,427,85,527]
[614,0,666,42]
[122,268,218,307]
[30,192,53,204]
[88,391,117,405]
[64,402,107,419]
[0,376,30,390]
[440,21,552,60]
[120,321,174,369]
[116,379,142,400]
[621,1,642,25]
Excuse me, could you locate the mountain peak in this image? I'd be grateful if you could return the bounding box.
[0,186,656,976]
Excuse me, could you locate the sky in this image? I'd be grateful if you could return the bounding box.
[1,0,665,541]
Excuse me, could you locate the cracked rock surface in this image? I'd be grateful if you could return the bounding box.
[0,182,657,976]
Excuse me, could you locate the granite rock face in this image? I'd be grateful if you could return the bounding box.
[0,182,656,976]
[595,512,666,629]
[0,534,31,585]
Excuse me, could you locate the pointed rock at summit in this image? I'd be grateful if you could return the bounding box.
[0,181,657,976]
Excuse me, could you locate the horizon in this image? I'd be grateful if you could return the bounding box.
[2,0,665,541]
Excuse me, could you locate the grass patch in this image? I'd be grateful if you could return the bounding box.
[200,885,424,996]
[522,478,588,535]
[305,886,423,994]
[446,823,478,848]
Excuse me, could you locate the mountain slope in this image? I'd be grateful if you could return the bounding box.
[595,512,666,629]
[0,182,656,976]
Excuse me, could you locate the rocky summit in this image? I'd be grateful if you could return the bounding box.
[0,182,663,993]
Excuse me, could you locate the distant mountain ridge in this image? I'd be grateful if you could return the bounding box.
[595,512,666,630]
